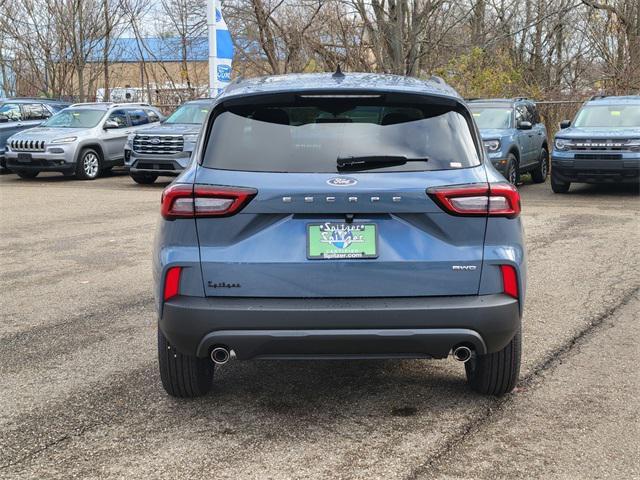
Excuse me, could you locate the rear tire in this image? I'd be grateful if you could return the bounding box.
[16,170,39,179]
[505,153,519,185]
[158,328,214,397]
[465,329,521,396]
[131,172,158,184]
[551,172,570,193]
[531,148,549,183]
[75,148,102,180]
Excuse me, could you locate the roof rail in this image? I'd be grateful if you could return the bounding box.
[589,94,608,100]
[112,102,150,108]
[69,102,113,107]
[512,96,530,101]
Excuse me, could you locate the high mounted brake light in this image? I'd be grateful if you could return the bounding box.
[427,183,520,218]
[161,184,257,219]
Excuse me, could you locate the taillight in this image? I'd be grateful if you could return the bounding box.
[163,266,182,301]
[161,184,257,219]
[427,183,520,218]
[500,265,519,299]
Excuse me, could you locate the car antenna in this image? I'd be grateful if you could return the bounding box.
[332,64,345,79]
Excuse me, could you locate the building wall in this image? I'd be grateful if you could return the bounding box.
[83,60,209,99]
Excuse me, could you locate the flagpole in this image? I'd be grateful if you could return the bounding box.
[207,0,218,97]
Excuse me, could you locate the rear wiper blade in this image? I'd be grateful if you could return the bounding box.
[337,155,429,170]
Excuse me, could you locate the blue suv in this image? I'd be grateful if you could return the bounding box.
[468,98,549,184]
[154,72,526,398]
[551,95,640,193]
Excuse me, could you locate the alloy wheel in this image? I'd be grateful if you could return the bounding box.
[83,153,99,178]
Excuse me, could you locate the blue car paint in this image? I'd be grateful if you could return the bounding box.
[468,99,548,180]
[153,73,526,361]
[551,96,640,185]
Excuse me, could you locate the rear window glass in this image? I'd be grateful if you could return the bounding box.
[202,101,480,173]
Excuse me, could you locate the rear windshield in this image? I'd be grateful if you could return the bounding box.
[202,100,480,173]
[574,104,640,128]
[470,106,513,129]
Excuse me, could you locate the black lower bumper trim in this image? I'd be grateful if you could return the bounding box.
[7,160,71,172]
[552,158,639,184]
[160,294,520,359]
[198,328,487,360]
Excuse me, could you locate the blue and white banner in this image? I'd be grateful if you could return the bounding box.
[207,0,234,96]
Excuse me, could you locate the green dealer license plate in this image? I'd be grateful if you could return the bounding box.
[307,223,378,259]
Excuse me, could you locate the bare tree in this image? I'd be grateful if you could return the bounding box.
[0,0,636,101]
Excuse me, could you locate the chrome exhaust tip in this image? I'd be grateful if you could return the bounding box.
[211,347,230,365]
[453,345,473,363]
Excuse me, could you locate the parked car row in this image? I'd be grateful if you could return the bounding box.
[0,98,215,182]
[469,94,639,192]
[0,96,640,193]
[0,94,638,190]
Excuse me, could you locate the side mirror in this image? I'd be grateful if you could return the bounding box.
[517,121,532,130]
[0,115,8,123]
[560,120,571,129]
[103,119,119,130]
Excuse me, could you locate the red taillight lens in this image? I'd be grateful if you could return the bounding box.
[500,265,519,299]
[161,184,257,219]
[427,183,520,218]
[161,184,194,219]
[488,183,521,217]
[163,266,182,301]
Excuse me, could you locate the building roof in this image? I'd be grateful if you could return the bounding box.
[220,72,460,101]
[88,37,209,63]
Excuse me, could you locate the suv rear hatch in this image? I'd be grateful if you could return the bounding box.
[190,91,490,297]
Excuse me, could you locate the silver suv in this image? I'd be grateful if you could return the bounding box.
[5,102,163,180]
[124,98,214,184]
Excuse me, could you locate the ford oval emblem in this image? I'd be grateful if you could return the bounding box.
[327,177,358,187]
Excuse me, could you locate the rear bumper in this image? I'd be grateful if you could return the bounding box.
[160,294,521,359]
[551,156,640,184]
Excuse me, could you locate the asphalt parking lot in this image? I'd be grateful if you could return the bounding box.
[0,171,638,479]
